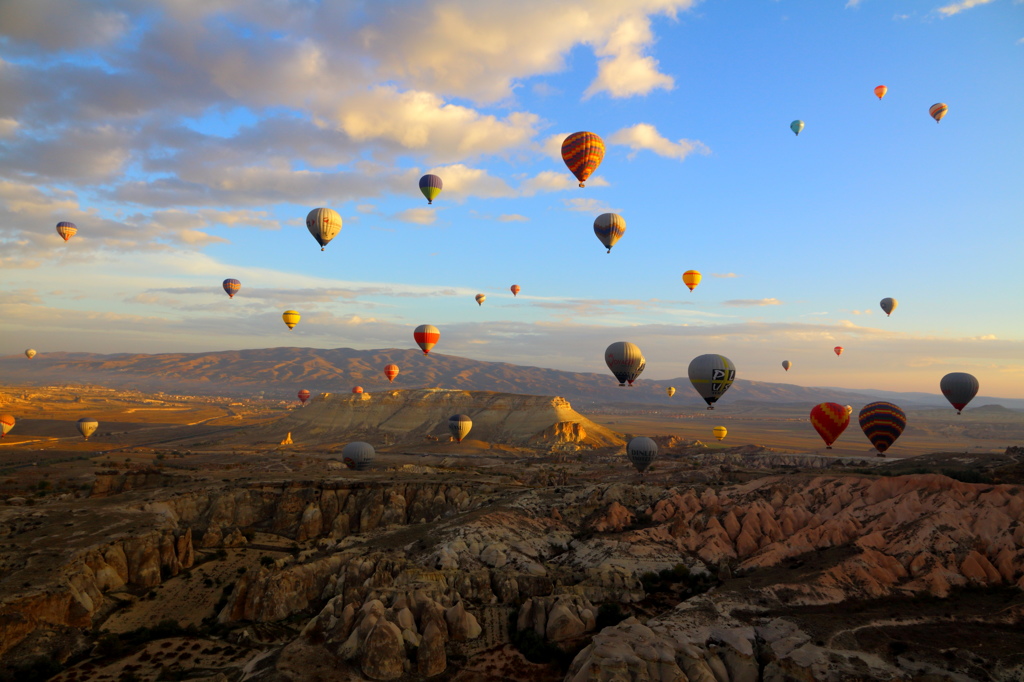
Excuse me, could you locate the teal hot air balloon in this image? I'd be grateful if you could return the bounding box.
[858,402,906,456]
[419,174,443,204]
[940,372,979,414]
[688,354,736,409]
[593,213,626,253]
[627,436,658,473]
[342,441,375,470]
[790,120,805,136]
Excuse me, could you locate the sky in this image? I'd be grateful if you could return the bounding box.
[1,0,1022,396]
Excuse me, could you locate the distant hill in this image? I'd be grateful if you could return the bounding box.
[2,347,1022,411]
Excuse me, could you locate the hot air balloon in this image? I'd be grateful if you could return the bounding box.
[790,120,805,136]
[688,354,736,409]
[682,270,701,292]
[475,294,486,306]
[419,174,443,204]
[605,342,645,387]
[627,436,658,474]
[561,132,605,187]
[0,414,14,438]
[77,417,99,440]
[384,364,399,383]
[593,213,626,253]
[713,426,728,441]
[448,414,472,443]
[874,85,888,100]
[845,405,854,416]
[352,386,364,394]
[56,221,77,242]
[342,441,375,471]
[666,387,676,398]
[414,324,440,354]
[834,346,844,356]
[858,402,906,455]
[510,285,521,297]
[929,103,948,123]
[809,402,849,449]
[880,297,898,317]
[782,360,791,372]
[306,207,342,251]
[24,349,36,359]
[940,372,979,414]
[222,279,241,299]
[282,310,300,330]
[297,389,310,405]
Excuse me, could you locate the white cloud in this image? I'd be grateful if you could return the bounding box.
[392,208,437,225]
[722,298,782,307]
[520,171,609,196]
[711,272,739,279]
[609,123,710,161]
[585,15,675,99]
[0,1,129,52]
[937,0,996,16]
[422,164,515,200]
[498,214,529,222]
[0,118,18,137]
[563,198,617,213]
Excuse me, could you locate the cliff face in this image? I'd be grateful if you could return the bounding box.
[252,388,624,448]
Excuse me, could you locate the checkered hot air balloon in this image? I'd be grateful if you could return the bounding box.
[809,402,849,449]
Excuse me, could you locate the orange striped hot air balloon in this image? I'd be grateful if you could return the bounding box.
[383,364,399,383]
[0,414,15,438]
[561,132,604,187]
[475,294,486,306]
[682,270,701,292]
[56,221,77,242]
[414,324,440,354]
[874,85,887,100]
[810,402,849,449]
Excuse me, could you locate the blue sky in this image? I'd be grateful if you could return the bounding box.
[1,0,1022,396]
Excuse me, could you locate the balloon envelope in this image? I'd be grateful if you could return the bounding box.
[510,285,521,297]
[352,386,364,394]
[475,294,486,306]
[834,346,844,356]
[790,120,805,136]
[384,364,400,383]
[605,341,645,386]
[940,372,979,414]
[414,324,440,354]
[282,310,301,330]
[25,349,36,359]
[858,402,906,454]
[593,213,626,253]
[561,132,605,187]
[56,221,77,242]
[448,414,472,443]
[682,270,701,292]
[874,85,887,100]
[77,417,99,440]
[666,387,676,398]
[0,414,14,437]
[929,103,948,123]
[419,174,443,204]
[342,441,375,471]
[782,360,791,371]
[809,403,849,449]
[713,426,727,441]
[306,207,342,250]
[687,354,736,409]
[880,297,897,316]
[222,279,241,298]
[845,405,854,416]
[627,436,658,473]
[297,390,310,404]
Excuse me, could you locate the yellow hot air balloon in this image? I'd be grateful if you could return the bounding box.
[929,103,948,123]
[282,310,301,330]
[1,414,15,438]
[475,294,486,306]
[666,387,676,398]
[682,270,701,292]
[713,426,727,441]
[25,349,36,359]
[874,85,887,100]
[77,417,98,440]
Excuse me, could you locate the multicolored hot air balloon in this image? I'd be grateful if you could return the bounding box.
[929,103,948,123]
[834,346,844,356]
[0,414,14,438]
[352,386,364,394]
[282,310,300,330]
[306,207,342,251]
[414,324,440,354]
[790,120,805,136]
[940,372,979,414]
[384,364,399,383]
[510,285,521,297]
[682,270,701,292]
[56,221,77,242]
[874,85,888,100]
[24,349,36,359]
[77,417,99,440]
[666,387,676,398]
[419,174,443,204]
[222,279,241,299]
[342,441,375,470]
[627,436,658,473]
[475,294,486,306]
[858,402,906,455]
[605,342,645,387]
[713,426,728,442]
[845,405,854,416]
[880,297,898,317]
[688,354,736,409]
[561,132,605,187]
[593,213,626,253]
[297,389,310,405]
[782,360,791,372]
[809,402,849,449]
[449,414,472,443]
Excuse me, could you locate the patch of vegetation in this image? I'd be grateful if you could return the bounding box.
[640,563,717,598]
[595,602,628,630]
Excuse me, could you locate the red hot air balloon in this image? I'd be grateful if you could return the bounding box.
[352,386,364,394]
[561,132,605,187]
[810,402,850,449]
[384,364,399,383]
[834,346,844,356]
[414,324,440,354]
[510,284,521,297]
[297,389,310,405]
